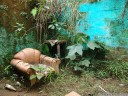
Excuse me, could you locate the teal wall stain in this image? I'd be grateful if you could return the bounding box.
[78,0,128,48]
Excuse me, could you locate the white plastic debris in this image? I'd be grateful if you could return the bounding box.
[5,84,17,91]
[16,81,21,87]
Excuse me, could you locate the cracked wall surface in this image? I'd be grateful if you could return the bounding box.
[78,0,128,48]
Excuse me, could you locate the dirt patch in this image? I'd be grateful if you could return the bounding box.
[0,70,128,96]
[0,79,39,96]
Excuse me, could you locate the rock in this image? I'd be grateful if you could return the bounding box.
[65,91,80,96]
[119,84,125,87]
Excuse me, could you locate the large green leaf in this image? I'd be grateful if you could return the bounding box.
[66,44,83,60]
[48,24,55,30]
[30,65,38,71]
[74,33,88,44]
[87,41,101,50]
[38,64,44,70]
[37,73,43,80]
[74,66,83,71]
[79,60,90,67]
[31,7,38,17]
[66,54,76,60]
[30,74,36,80]
[67,44,83,55]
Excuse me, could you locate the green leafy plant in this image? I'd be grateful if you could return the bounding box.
[65,32,106,72]
[20,11,29,19]
[30,64,54,80]
[97,70,109,78]
[108,61,128,80]
[31,7,38,18]
[66,44,83,60]
[0,24,38,77]
[0,26,14,76]
[91,60,128,82]
[28,0,108,73]
[14,23,25,33]
[66,33,102,60]
[72,59,91,72]
[48,20,66,31]
[29,0,61,43]
[0,4,8,11]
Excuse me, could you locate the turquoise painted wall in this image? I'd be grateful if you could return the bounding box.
[77,0,128,48]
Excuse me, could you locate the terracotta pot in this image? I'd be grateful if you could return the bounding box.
[14,48,41,64]
[40,55,61,73]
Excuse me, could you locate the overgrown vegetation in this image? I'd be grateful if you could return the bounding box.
[30,64,54,80]
[28,0,128,83]
[90,60,128,82]
[0,0,128,88]
[0,25,38,77]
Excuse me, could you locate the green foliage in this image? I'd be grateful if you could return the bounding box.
[87,41,101,50]
[66,44,83,60]
[91,60,128,81]
[30,74,37,80]
[14,23,25,33]
[20,11,29,19]
[73,59,91,72]
[66,32,104,60]
[65,32,106,73]
[74,33,88,44]
[41,44,50,55]
[0,25,38,77]
[29,0,60,43]
[31,7,38,17]
[30,64,45,80]
[107,61,128,80]
[48,20,66,32]
[54,0,105,73]
[0,4,8,11]
[97,70,109,78]
[30,64,54,80]
[0,26,14,76]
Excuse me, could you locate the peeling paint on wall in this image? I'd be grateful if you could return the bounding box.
[78,0,128,48]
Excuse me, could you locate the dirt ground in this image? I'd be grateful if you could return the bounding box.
[0,69,128,96]
[0,78,44,96]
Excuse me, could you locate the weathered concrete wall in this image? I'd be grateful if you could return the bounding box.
[0,0,31,32]
[78,0,128,48]
[0,0,38,67]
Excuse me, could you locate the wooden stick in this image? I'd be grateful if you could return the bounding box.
[99,85,111,95]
